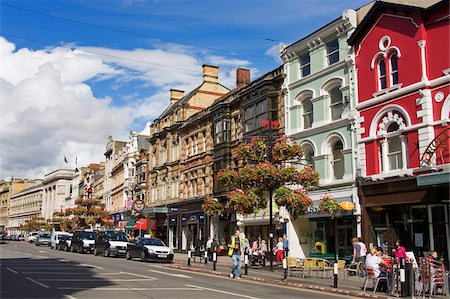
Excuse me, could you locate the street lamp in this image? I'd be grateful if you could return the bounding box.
[261,118,280,272]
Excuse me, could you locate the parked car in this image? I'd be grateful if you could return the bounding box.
[28,231,39,243]
[50,231,71,249]
[70,230,96,253]
[57,235,72,251]
[35,232,51,246]
[126,237,173,262]
[94,230,128,257]
[17,234,25,241]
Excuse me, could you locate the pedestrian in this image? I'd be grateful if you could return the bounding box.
[206,236,213,261]
[392,239,407,260]
[283,234,289,258]
[351,237,362,264]
[259,239,267,266]
[228,229,243,279]
[358,237,367,274]
[274,237,284,265]
[243,238,250,255]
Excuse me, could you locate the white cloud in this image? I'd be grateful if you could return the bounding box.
[265,43,285,64]
[0,36,257,180]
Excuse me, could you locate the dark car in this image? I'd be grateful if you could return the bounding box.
[126,237,173,262]
[57,235,72,251]
[36,232,51,246]
[94,230,129,257]
[70,230,96,253]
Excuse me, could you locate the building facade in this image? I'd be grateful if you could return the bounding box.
[0,179,29,234]
[349,0,449,264]
[146,65,230,247]
[7,180,43,235]
[281,9,360,259]
[104,136,127,212]
[41,169,76,219]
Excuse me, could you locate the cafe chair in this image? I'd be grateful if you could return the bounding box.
[363,267,389,293]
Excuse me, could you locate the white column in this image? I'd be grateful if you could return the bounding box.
[418,40,428,81]
[400,135,408,170]
[380,138,389,173]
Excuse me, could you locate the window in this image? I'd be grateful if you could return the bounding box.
[302,144,315,169]
[299,53,311,77]
[390,54,399,85]
[387,123,402,170]
[332,141,344,180]
[326,39,339,65]
[214,119,231,144]
[329,86,343,121]
[244,98,276,133]
[378,59,387,90]
[302,97,313,129]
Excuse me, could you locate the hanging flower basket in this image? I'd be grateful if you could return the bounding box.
[280,166,298,184]
[272,136,303,162]
[319,193,341,218]
[202,197,225,216]
[254,161,282,190]
[296,167,320,189]
[238,166,256,188]
[228,188,262,215]
[274,187,312,219]
[217,168,240,190]
[237,138,267,163]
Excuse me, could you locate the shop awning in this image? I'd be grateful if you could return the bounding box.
[134,218,147,230]
[125,219,136,229]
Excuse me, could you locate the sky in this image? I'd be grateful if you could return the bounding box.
[0,0,369,180]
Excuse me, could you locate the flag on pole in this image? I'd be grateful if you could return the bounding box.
[64,156,68,163]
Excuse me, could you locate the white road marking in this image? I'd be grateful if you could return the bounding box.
[59,259,68,263]
[57,287,202,291]
[40,278,154,282]
[25,277,50,289]
[22,272,120,275]
[79,263,103,269]
[6,267,18,274]
[148,269,192,278]
[119,271,158,280]
[186,284,261,299]
[64,295,77,299]
[13,267,94,269]
[36,255,48,258]
[38,250,47,253]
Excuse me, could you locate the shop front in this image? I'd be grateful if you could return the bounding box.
[360,173,450,268]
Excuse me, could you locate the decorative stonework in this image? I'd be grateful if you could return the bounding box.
[370,36,401,69]
[434,91,444,103]
[377,111,406,135]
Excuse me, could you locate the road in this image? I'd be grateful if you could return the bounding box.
[1,241,357,299]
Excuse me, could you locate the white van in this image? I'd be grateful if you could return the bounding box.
[51,231,71,249]
[28,231,39,243]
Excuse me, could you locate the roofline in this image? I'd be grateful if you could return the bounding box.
[348,1,425,45]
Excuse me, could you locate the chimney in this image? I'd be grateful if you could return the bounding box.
[236,68,250,87]
[202,64,219,83]
[170,89,184,104]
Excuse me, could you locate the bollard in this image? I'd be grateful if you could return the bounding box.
[213,251,217,271]
[204,250,208,265]
[244,252,249,275]
[282,256,287,280]
[333,262,339,288]
[187,249,192,267]
[400,258,406,297]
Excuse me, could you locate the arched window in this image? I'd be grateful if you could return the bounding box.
[332,141,344,180]
[390,54,399,85]
[387,123,402,170]
[378,59,387,90]
[329,86,343,121]
[302,97,313,129]
[302,143,315,169]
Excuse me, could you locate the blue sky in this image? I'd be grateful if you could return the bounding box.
[0,0,369,179]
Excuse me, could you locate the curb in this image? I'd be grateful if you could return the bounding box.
[165,264,392,299]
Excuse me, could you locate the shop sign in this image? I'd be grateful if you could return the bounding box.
[340,201,355,211]
[304,197,354,218]
[132,199,145,212]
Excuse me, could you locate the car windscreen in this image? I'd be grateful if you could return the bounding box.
[60,235,71,240]
[107,232,128,241]
[40,233,51,238]
[141,238,165,246]
[81,232,96,240]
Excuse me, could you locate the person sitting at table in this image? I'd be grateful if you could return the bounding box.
[366,247,389,292]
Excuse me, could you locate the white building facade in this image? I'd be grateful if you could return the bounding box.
[41,169,75,219]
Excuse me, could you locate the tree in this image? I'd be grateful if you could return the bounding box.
[203,136,320,219]
[20,216,50,232]
[63,198,110,230]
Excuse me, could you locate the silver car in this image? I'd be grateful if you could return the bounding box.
[36,232,51,246]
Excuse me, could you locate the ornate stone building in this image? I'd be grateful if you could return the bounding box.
[0,179,29,234]
[104,136,126,213]
[41,169,76,219]
[7,180,43,235]
[146,65,230,246]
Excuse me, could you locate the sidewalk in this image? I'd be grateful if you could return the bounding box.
[167,253,391,299]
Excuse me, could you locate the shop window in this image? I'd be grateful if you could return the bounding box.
[302,97,313,129]
[299,52,311,77]
[326,39,339,65]
[332,141,344,180]
[329,85,343,121]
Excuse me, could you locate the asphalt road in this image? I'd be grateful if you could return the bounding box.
[1,241,358,299]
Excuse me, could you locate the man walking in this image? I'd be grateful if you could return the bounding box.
[228,229,243,279]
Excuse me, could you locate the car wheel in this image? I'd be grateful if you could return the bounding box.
[126,250,131,260]
[140,251,146,262]
[104,248,110,257]
[94,248,99,256]
[36,243,39,246]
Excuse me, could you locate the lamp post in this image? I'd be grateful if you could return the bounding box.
[261,118,279,272]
